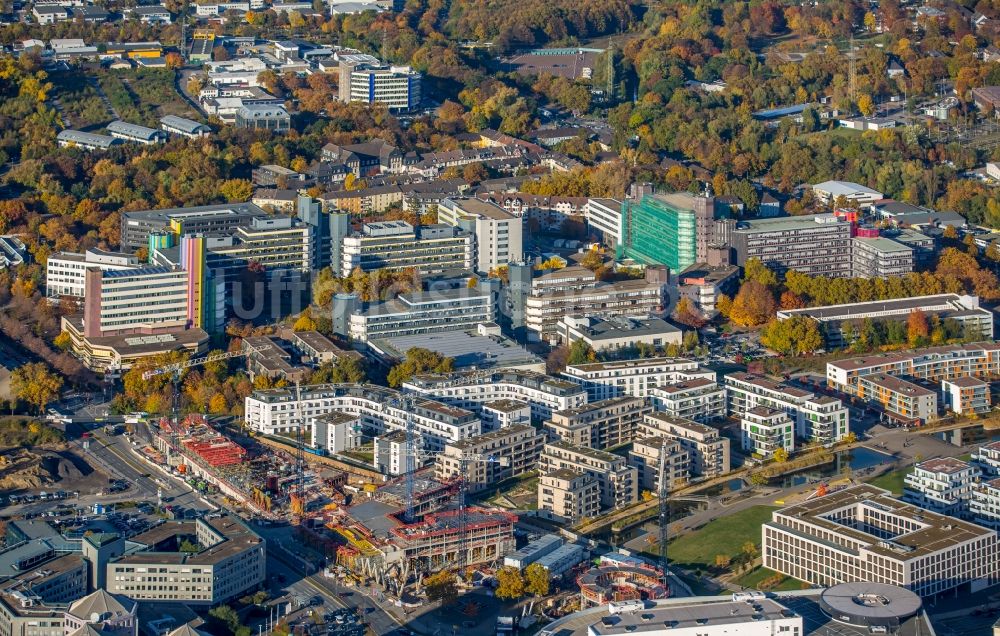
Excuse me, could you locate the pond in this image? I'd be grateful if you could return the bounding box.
[594,500,706,545]
[769,446,895,488]
[694,478,747,497]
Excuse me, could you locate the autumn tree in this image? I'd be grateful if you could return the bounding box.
[292,308,317,331]
[387,348,453,387]
[424,570,457,606]
[524,563,550,597]
[219,179,253,203]
[907,308,930,346]
[729,281,776,327]
[760,316,823,355]
[11,362,63,414]
[567,340,597,365]
[743,258,778,289]
[772,447,789,463]
[495,566,525,600]
[672,297,706,328]
[857,94,875,117]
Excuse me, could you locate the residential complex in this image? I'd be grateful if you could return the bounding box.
[538,440,638,511]
[638,413,730,478]
[536,468,600,525]
[562,357,714,401]
[740,407,795,459]
[627,435,689,491]
[857,374,938,424]
[402,369,587,424]
[434,424,545,492]
[244,384,480,451]
[105,515,265,605]
[941,376,992,415]
[762,485,999,597]
[826,343,1000,395]
[438,197,522,274]
[902,457,980,518]
[971,478,1000,531]
[725,372,850,444]
[781,294,994,348]
[542,397,650,450]
[340,221,473,276]
[647,378,726,423]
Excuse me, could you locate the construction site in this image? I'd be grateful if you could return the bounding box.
[577,553,669,607]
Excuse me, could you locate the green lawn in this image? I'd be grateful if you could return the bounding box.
[736,567,808,592]
[646,505,778,570]
[866,466,911,495]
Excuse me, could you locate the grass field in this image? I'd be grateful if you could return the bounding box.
[736,567,809,592]
[645,505,778,570]
[866,466,911,495]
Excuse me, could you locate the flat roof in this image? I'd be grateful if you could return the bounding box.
[853,236,912,253]
[564,357,696,374]
[828,342,1000,372]
[915,457,972,474]
[812,180,882,196]
[781,293,972,320]
[445,197,514,221]
[590,598,794,635]
[859,374,935,397]
[370,328,543,371]
[734,214,848,233]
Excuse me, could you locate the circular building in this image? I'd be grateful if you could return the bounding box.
[577,564,668,607]
[820,582,922,629]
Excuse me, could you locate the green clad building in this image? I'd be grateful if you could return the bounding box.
[619,192,716,272]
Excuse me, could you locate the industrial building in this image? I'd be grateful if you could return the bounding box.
[762,485,999,596]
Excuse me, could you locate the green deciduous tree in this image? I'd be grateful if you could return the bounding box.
[387,348,453,387]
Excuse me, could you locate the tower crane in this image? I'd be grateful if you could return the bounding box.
[658,438,670,588]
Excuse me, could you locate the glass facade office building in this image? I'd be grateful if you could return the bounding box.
[620,193,698,272]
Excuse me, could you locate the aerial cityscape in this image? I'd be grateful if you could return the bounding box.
[7,1,1000,636]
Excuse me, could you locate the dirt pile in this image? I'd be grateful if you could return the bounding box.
[0,448,91,492]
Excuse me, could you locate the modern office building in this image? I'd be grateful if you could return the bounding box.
[339,63,421,112]
[585,198,623,248]
[762,485,999,597]
[56,130,119,151]
[826,343,1000,396]
[438,197,522,274]
[627,435,689,492]
[856,374,938,424]
[647,378,726,423]
[730,214,853,276]
[811,180,883,208]
[537,468,600,524]
[45,249,140,299]
[62,590,137,636]
[106,120,167,145]
[234,104,290,132]
[539,440,638,511]
[334,287,495,343]
[562,357,714,401]
[740,407,795,458]
[340,221,473,276]
[402,369,587,423]
[726,372,850,444]
[638,413,729,477]
[244,384,480,451]
[557,315,682,351]
[780,294,994,349]
[105,515,266,605]
[160,115,211,138]
[619,192,718,271]
[542,397,651,450]
[851,236,914,278]
[434,424,545,492]
[121,203,267,251]
[512,265,670,341]
[902,457,980,518]
[941,376,992,415]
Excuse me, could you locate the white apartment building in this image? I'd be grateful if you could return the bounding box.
[341,221,474,276]
[402,369,587,423]
[46,249,140,299]
[480,399,531,431]
[726,372,849,444]
[562,357,715,401]
[628,435,690,492]
[373,430,408,475]
[638,413,730,478]
[311,411,363,454]
[438,197,523,274]
[244,384,481,452]
[648,377,726,423]
[941,376,992,415]
[741,407,795,459]
[972,441,1000,477]
[585,198,622,247]
[763,485,999,597]
[826,343,1000,395]
[971,478,1000,530]
[539,440,638,511]
[903,457,980,518]
[434,423,545,492]
[542,396,650,450]
[341,64,421,112]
